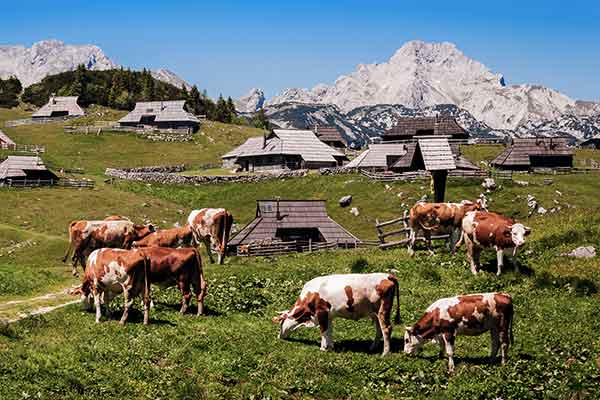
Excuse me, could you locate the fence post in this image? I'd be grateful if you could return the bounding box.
[309,238,312,252]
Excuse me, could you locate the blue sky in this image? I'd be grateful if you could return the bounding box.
[2,0,600,101]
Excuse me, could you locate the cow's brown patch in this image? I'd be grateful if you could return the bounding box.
[289,292,331,324]
[344,285,354,312]
[473,212,516,248]
[448,295,487,323]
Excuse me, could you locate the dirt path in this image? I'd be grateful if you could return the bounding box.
[0,287,79,324]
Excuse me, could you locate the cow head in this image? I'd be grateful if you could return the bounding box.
[504,223,532,254]
[69,283,94,309]
[134,224,155,239]
[403,326,426,355]
[272,293,329,339]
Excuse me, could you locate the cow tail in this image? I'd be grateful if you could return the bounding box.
[62,221,76,262]
[143,252,151,320]
[388,275,401,325]
[509,308,514,345]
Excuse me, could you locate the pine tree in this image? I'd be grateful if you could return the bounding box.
[226,96,236,123]
[68,64,87,97]
[251,108,269,130]
[215,95,229,123]
[187,85,201,114]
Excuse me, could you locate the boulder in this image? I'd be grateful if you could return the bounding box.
[350,207,360,216]
[482,178,496,191]
[339,195,352,208]
[565,246,596,258]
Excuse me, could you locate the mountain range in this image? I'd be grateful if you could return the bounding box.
[0,40,190,89]
[238,41,600,143]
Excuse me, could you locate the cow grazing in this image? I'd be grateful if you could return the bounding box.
[132,225,194,249]
[187,208,233,264]
[62,220,155,276]
[141,247,207,315]
[76,248,151,324]
[272,273,401,356]
[104,215,131,221]
[457,211,531,275]
[408,197,486,256]
[404,293,514,373]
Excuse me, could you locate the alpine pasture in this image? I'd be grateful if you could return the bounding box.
[1,108,599,399]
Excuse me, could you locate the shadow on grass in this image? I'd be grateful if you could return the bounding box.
[478,258,535,277]
[155,301,223,317]
[534,272,598,296]
[285,337,405,354]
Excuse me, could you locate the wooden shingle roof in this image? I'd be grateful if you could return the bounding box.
[32,96,84,118]
[313,126,348,146]
[417,137,456,171]
[345,144,410,168]
[221,130,346,163]
[119,100,199,124]
[492,138,573,167]
[229,200,360,246]
[383,117,469,139]
[0,156,51,179]
[0,130,16,149]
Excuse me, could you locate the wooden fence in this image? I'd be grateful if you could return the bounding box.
[359,170,430,182]
[5,116,76,127]
[64,125,193,135]
[3,178,94,189]
[235,239,358,257]
[375,210,450,250]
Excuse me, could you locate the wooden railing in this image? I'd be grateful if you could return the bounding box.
[359,170,430,182]
[5,116,76,127]
[3,178,94,189]
[235,240,358,257]
[375,211,450,250]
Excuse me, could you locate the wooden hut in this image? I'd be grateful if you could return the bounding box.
[0,129,16,150]
[228,199,360,254]
[491,138,573,170]
[0,156,58,185]
[32,95,84,119]
[579,135,600,149]
[221,129,347,171]
[312,125,348,150]
[118,100,200,131]
[382,116,469,142]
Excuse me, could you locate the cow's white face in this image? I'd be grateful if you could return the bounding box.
[404,327,425,355]
[510,223,531,248]
[275,305,317,339]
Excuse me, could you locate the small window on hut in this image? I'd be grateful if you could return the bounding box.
[416,129,434,136]
[260,204,273,213]
[275,228,324,243]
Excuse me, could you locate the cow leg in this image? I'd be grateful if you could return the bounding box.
[317,311,333,351]
[94,291,102,323]
[369,313,382,352]
[119,287,134,325]
[179,279,192,314]
[378,298,393,357]
[407,228,416,257]
[490,328,500,363]
[500,321,510,365]
[425,231,434,256]
[192,278,207,317]
[465,237,478,274]
[496,248,504,276]
[442,332,456,373]
[203,238,215,264]
[436,335,446,359]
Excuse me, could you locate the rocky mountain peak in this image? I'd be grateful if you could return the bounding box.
[234,88,266,113]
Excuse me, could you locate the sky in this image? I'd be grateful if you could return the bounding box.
[2,0,600,101]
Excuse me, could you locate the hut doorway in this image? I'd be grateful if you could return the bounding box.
[50,111,68,117]
[275,228,324,243]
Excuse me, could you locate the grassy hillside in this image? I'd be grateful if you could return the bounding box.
[1,107,599,398]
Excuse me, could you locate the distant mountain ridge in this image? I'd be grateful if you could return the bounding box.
[0,40,190,89]
[267,41,599,132]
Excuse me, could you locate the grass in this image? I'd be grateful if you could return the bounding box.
[0,107,599,398]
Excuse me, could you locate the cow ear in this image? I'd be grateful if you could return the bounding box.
[524,227,532,236]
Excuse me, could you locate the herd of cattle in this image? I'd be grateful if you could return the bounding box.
[64,198,530,372]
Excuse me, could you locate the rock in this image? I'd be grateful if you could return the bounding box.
[384,184,392,192]
[350,207,360,216]
[543,178,553,185]
[482,178,496,191]
[555,190,562,196]
[515,180,529,186]
[565,246,596,258]
[397,192,403,198]
[141,202,150,208]
[537,207,547,215]
[339,195,352,208]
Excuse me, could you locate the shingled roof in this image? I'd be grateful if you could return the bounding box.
[119,100,199,124]
[417,137,456,170]
[222,129,346,163]
[492,138,573,168]
[313,125,348,147]
[345,144,410,168]
[228,199,360,247]
[0,156,56,180]
[0,129,16,149]
[32,96,84,118]
[383,117,469,139]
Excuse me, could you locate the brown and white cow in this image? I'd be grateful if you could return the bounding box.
[141,247,207,315]
[62,220,155,276]
[187,208,233,264]
[76,248,151,324]
[457,211,531,275]
[404,293,514,373]
[132,225,194,249]
[408,197,487,256]
[273,273,401,356]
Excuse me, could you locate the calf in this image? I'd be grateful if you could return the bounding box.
[77,248,151,324]
[142,247,207,315]
[62,220,155,276]
[273,273,400,356]
[408,197,486,256]
[457,211,531,275]
[132,225,194,249]
[404,293,514,373]
[188,208,233,264]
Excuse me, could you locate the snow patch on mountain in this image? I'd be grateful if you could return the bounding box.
[268,41,581,130]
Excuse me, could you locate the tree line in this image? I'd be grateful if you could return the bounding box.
[18,65,269,128]
[0,76,22,108]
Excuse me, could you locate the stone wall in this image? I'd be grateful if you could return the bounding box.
[319,167,360,175]
[105,166,308,185]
